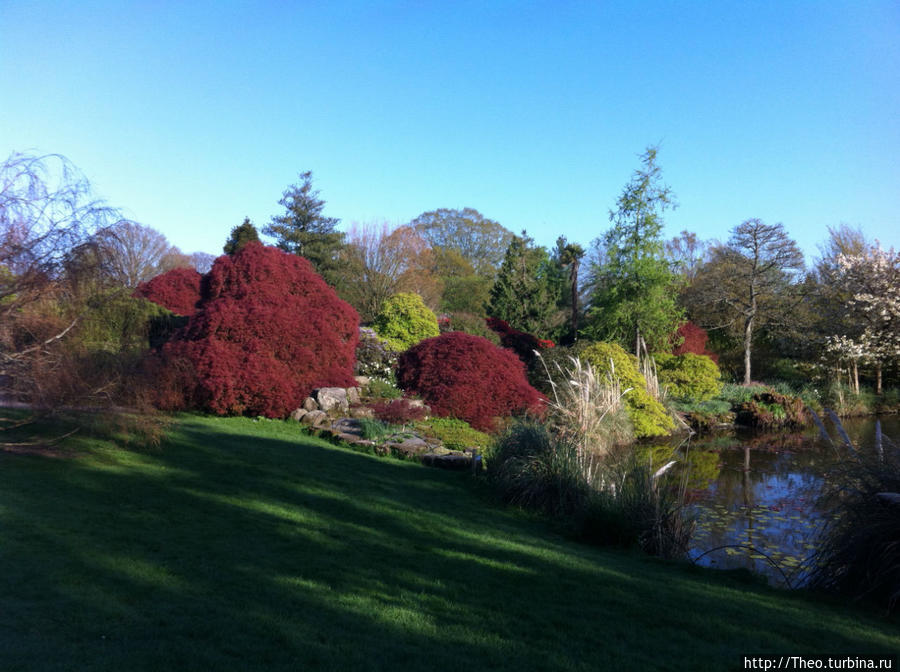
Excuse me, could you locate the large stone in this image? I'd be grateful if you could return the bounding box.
[354,376,371,388]
[302,397,319,412]
[332,418,364,438]
[289,407,308,422]
[301,410,329,427]
[392,437,430,459]
[346,387,361,405]
[349,406,375,419]
[315,387,349,414]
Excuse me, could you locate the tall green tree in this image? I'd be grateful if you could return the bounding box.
[584,147,682,353]
[487,231,562,336]
[263,171,346,285]
[223,217,260,255]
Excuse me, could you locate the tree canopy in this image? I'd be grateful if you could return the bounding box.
[410,207,513,278]
[583,147,682,353]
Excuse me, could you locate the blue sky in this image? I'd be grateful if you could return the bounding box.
[2,1,898,264]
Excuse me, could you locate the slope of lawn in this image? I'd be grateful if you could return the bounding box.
[1,413,897,671]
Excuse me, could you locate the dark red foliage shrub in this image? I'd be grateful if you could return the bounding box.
[370,398,427,424]
[155,243,359,418]
[134,267,203,316]
[485,317,541,365]
[396,332,544,432]
[672,322,718,363]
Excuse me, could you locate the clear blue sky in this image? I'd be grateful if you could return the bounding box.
[2,1,898,264]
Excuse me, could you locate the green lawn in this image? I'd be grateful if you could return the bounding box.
[1,414,897,671]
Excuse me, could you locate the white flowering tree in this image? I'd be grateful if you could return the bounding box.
[828,245,900,394]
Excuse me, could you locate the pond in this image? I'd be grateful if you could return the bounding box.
[652,415,899,588]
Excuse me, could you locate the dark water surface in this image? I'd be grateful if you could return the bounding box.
[654,416,898,587]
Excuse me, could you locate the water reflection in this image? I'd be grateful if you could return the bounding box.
[651,416,898,587]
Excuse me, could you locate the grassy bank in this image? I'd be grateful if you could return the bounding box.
[1,413,897,671]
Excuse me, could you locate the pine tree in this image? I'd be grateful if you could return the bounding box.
[487,232,562,336]
[263,171,346,284]
[223,217,260,255]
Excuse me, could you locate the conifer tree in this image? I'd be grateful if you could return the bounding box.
[223,217,260,255]
[487,232,561,336]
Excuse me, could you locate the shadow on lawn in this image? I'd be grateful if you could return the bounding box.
[1,419,898,671]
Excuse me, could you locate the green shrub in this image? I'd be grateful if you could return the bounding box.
[446,312,500,345]
[655,352,721,402]
[365,377,402,399]
[718,383,768,406]
[579,342,674,438]
[416,417,492,451]
[373,292,440,351]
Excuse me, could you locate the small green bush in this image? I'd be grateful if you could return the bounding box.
[365,377,402,399]
[416,417,492,451]
[579,342,674,438]
[446,312,500,345]
[655,352,721,402]
[373,292,440,351]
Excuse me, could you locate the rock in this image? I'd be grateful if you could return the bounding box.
[289,408,308,422]
[332,418,364,438]
[349,406,375,419]
[354,376,370,388]
[422,452,472,470]
[346,387,361,405]
[301,410,328,427]
[315,387,349,413]
[302,397,319,412]
[394,437,430,458]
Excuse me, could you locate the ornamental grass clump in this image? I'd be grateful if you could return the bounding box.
[808,419,900,614]
[538,353,633,459]
[579,342,674,438]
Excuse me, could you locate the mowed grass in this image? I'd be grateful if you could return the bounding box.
[1,414,897,671]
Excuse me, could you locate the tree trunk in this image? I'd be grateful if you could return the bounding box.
[852,360,859,396]
[742,314,753,385]
[876,362,882,395]
[570,259,579,337]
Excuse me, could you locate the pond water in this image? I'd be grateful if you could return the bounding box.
[651,415,899,588]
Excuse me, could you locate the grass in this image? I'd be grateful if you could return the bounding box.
[1,412,899,671]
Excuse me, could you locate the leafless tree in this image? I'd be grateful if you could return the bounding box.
[1,152,125,398]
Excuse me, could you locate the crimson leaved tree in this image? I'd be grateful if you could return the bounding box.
[134,267,203,316]
[154,242,359,417]
[397,332,544,431]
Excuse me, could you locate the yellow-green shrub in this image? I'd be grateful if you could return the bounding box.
[373,292,440,351]
[579,342,674,438]
[655,352,721,402]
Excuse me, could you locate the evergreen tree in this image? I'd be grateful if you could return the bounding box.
[223,217,260,255]
[263,171,346,284]
[487,231,562,336]
[584,147,682,353]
